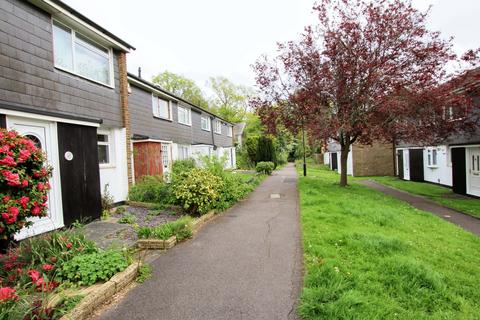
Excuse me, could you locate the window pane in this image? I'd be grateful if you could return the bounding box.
[53,23,73,70]
[98,145,109,164]
[97,134,108,142]
[158,99,169,118]
[75,36,110,85]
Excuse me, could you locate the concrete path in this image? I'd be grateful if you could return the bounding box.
[360,180,480,236]
[97,164,303,320]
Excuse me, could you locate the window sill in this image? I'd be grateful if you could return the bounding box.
[178,122,192,127]
[427,165,439,169]
[214,132,222,135]
[55,66,115,89]
[153,116,173,122]
[201,128,211,132]
[99,164,116,169]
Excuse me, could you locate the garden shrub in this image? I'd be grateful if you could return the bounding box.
[57,250,128,286]
[256,162,275,175]
[172,159,196,178]
[199,155,228,178]
[129,175,173,204]
[118,213,136,224]
[0,129,52,244]
[137,216,193,241]
[214,172,253,211]
[173,168,223,215]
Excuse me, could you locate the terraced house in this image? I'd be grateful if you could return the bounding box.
[395,69,480,198]
[0,0,236,239]
[127,73,236,180]
[0,0,135,238]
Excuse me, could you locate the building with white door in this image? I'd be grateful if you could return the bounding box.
[0,0,134,238]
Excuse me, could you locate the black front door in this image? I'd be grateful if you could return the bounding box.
[57,123,102,225]
[409,149,424,182]
[452,147,466,195]
[397,150,404,179]
[331,153,338,170]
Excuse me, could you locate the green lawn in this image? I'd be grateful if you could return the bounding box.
[297,164,480,320]
[369,176,480,218]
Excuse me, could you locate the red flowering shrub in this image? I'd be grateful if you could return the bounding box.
[0,129,52,241]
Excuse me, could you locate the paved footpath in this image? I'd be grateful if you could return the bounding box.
[360,180,480,236]
[98,164,303,320]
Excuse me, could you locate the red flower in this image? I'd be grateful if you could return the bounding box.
[21,179,28,187]
[0,287,17,301]
[66,243,73,249]
[37,182,45,191]
[0,156,16,167]
[2,196,10,203]
[2,170,20,186]
[31,206,41,216]
[18,196,29,209]
[42,264,54,271]
[27,269,41,283]
[18,149,31,162]
[0,145,10,153]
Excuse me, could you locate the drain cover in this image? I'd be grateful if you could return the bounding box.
[270,193,281,199]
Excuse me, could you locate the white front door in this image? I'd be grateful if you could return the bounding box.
[467,147,480,197]
[6,117,63,239]
[161,143,172,178]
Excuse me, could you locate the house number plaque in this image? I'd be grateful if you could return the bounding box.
[64,151,74,161]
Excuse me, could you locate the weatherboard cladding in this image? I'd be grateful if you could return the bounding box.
[129,83,234,147]
[0,0,123,127]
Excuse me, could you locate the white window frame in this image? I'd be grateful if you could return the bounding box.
[97,130,115,167]
[426,147,438,168]
[201,116,211,131]
[52,20,114,88]
[152,94,172,120]
[214,120,222,134]
[177,105,192,126]
[227,125,233,137]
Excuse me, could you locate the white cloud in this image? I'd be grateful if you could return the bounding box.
[63,0,480,89]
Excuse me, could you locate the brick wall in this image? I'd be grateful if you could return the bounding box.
[352,142,394,176]
[117,52,133,186]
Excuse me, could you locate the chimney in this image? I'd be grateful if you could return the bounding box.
[138,67,142,78]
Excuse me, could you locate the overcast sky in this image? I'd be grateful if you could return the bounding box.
[63,0,480,92]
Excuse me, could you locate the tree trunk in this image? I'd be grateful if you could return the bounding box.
[339,145,350,187]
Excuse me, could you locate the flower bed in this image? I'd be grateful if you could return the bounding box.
[0,229,132,319]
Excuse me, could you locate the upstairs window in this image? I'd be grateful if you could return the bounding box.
[227,126,233,137]
[178,106,191,125]
[152,96,171,120]
[53,21,112,86]
[427,148,438,167]
[201,116,211,131]
[214,120,222,134]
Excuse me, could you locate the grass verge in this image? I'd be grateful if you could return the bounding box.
[298,164,480,319]
[370,176,480,218]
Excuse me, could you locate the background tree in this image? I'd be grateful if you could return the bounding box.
[208,76,253,123]
[256,136,277,167]
[252,0,479,186]
[152,71,209,110]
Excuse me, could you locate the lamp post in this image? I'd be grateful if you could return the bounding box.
[302,122,307,176]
